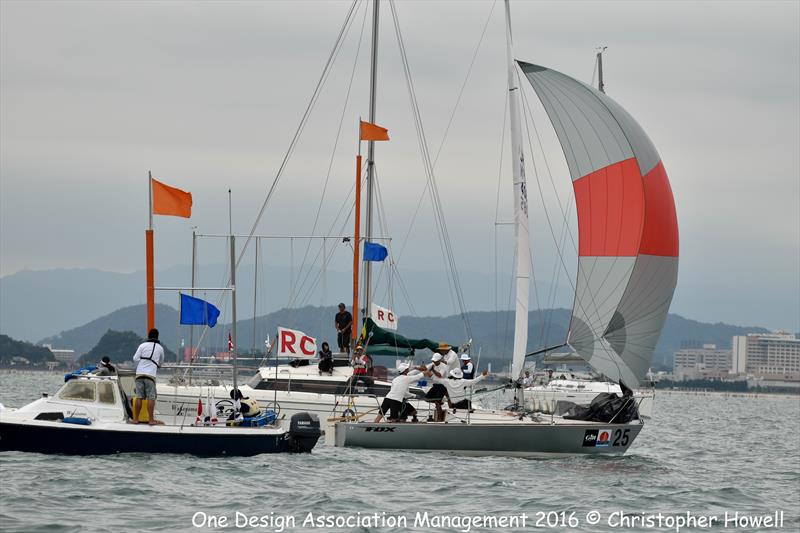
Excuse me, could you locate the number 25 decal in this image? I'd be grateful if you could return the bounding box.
[612,428,630,446]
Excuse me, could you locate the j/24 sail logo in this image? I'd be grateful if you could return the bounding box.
[583,428,630,447]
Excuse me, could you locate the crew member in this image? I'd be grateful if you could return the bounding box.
[374,362,424,423]
[318,342,334,375]
[95,356,116,376]
[335,303,353,355]
[437,343,459,376]
[351,345,369,376]
[130,328,164,425]
[433,367,489,411]
[425,353,449,421]
[460,353,474,379]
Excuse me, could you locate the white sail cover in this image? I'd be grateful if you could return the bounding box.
[519,61,679,386]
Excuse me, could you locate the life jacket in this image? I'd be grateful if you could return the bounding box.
[240,398,260,416]
[461,362,475,379]
[352,355,368,375]
[140,340,161,368]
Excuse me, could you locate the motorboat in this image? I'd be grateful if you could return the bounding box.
[157,355,426,430]
[0,370,321,456]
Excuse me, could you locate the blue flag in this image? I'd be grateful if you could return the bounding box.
[363,241,388,262]
[180,293,221,327]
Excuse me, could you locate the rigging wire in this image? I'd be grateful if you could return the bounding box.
[393,0,497,267]
[235,0,361,270]
[388,0,472,341]
[291,1,370,306]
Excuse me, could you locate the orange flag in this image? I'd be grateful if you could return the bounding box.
[152,178,192,218]
[360,120,390,141]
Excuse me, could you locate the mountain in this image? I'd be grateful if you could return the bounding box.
[35,303,772,370]
[0,334,54,364]
[0,266,571,343]
[80,330,176,365]
[41,304,179,355]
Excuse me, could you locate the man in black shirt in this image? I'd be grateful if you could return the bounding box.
[335,303,353,355]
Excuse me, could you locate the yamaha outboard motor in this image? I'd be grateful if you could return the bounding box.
[288,413,321,453]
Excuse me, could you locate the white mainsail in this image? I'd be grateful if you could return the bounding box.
[504,0,531,382]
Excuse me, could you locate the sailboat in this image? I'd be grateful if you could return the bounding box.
[331,0,677,456]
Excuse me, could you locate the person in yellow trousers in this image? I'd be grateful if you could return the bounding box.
[129,328,164,425]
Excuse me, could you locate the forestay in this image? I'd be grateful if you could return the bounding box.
[518,61,679,386]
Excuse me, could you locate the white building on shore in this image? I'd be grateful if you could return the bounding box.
[42,344,76,365]
[673,344,733,380]
[732,332,800,381]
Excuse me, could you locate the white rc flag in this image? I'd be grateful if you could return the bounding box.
[277,326,317,358]
[370,303,398,330]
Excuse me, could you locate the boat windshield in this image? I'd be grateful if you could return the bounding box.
[97,381,116,404]
[59,381,96,401]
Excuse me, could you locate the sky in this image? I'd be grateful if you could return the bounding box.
[1,0,798,331]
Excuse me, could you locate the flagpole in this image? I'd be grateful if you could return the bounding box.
[352,148,362,343]
[146,171,155,332]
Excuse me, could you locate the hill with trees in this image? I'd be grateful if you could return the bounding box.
[79,330,177,365]
[0,334,55,365]
[35,303,774,371]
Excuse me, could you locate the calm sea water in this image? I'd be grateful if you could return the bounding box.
[1,370,798,533]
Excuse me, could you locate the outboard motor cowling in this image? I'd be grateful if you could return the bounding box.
[288,413,321,453]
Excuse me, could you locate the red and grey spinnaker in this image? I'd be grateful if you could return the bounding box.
[519,61,679,386]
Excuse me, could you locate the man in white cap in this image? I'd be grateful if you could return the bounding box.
[432,367,490,411]
[425,352,449,421]
[460,353,474,379]
[374,362,425,423]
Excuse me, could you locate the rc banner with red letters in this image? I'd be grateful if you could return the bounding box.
[370,303,398,331]
[277,327,317,358]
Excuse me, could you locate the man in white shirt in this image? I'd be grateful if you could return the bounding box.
[130,328,165,425]
[374,362,424,422]
[438,343,460,376]
[433,367,489,411]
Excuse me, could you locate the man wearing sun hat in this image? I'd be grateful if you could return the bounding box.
[437,343,460,376]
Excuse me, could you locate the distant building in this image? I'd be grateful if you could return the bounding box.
[42,344,77,365]
[732,332,800,381]
[673,344,732,380]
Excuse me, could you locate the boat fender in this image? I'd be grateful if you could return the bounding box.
[63,417,92,426]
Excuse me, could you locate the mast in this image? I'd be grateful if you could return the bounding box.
[229,189,238,395]
[252,237,259,355]
[596,46,607,93]
[189,228,196,378]
[504,0,531,382]
[362,0,380,324]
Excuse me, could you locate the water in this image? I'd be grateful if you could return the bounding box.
[1,370,798,533]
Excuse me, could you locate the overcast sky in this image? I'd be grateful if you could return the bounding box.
[1,0,798,331]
